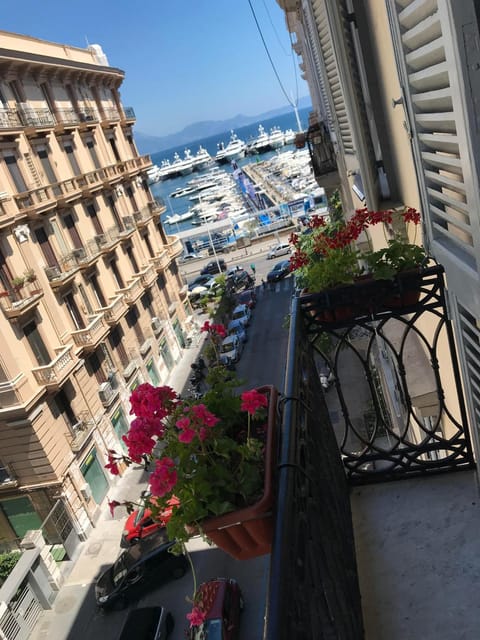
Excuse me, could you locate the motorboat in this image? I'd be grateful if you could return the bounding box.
[165,209,198,224]
[192,146,213,172]
[268,126,285,150]
[283,128,296,145]
[178,149,195,175]
[250,124,271,154]
[146,164,162,184]
[216,131,247,164]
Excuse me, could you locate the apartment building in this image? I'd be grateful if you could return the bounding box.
[278,0,480,460]
[0,31,189,547]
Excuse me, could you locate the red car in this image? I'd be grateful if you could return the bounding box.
[188,578,244,639]
[120,496,179,548]
[235,288,257,309]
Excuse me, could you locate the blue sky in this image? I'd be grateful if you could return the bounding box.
[1,0,308,137]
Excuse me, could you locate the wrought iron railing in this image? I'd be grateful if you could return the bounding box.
[265,297,364,639]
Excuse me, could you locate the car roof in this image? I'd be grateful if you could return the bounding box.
[228,319,244,330]
[197,580,228,620]
[222,335,237,346]
[233,304,247,313]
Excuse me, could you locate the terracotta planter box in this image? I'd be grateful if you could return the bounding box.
[199,385,279,560]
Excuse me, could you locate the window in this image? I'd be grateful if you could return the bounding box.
[64,292,85,329]
[126,306,145,344]
[36,146,58,186]
[54,388,77,427]
[85,138,100,169]
[88,273,107,307]
[109,327,129,367]
[125,186,138,212]
[23,320,51,366]
[125,245,139,273]
[63,213,83,249]
[157,274,171,305]
[3,152,27,193]
[78,283,94,315]
[109,259,125,289]
[106,194,123,230]
[108,136,121,162]
[87,351,107,383]
[0,497,42,539]
[142,233,154,258]
[63,142,81,175]
[85,203,104,235]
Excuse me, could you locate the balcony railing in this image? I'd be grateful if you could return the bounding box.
[150,250,170,272]
[166,235,183,259]
[122,106,136,121]
[44,254,79,288]
[133,209,152,227]
[147,199,166,217]
[31,344,76,389]
[66,417,96,453]
[96,295,127,325]
[0,108,22,129]
[102,107,121,121]
[117,277,143,306]
[19,107,56,128]
[265,265,474,638]
[0,283,43,319]
[137,265,156,289]
[70,314,109,351]
[55,108,80,126]
[78,107,99,124]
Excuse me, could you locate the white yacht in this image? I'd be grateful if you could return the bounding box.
[268,126,285,150]
[216,131,246,164]
[192,146,213,172]
[283,128,296,145]
[250,124,271,154]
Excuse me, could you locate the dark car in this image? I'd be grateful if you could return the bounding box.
[187,578,244,640]
[188,274,215,291]
[95,531,188,610]
[201,259,227,275]
[266,260,291,283]
[235,288,257,309]
[118,606,174,640]
[226,269,254,292]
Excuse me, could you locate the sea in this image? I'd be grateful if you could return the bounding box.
[148,106,311,240]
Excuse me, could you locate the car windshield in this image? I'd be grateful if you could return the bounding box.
[221,341,234,353]
[191,620,223,640]
[111,554,136,587]
[133,506,147,526]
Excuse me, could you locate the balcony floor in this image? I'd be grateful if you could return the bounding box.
[351,469,480,639]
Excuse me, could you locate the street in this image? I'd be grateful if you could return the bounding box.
[33,265,294,640]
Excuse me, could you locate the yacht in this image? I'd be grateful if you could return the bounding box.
[192,146,213,172]
[249,124,271,154]
[216,131,247,164]
[283,128,296,145]
[268,126,285,150]
[146,164,162,184]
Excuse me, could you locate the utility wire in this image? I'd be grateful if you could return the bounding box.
[248,0,298,109]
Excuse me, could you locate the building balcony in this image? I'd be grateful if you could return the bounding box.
[116,277,143,306]
[96,295,127,326]
[147,199,166,217]
[54,108,80,132]
[0,283,44,319]
[71,241,102,268]
[19,107,56,133]
[264,267,478,639]
[166,235,183,259]
[66,416,96,453]
[122,106,136,123]
[70,314,109,352]
[0,193,24,227]
[150,250,170,272]
[31,344,76,390]
[137,265,157,289]
[77,107,99,130]
[135,154,151,170]
[0,108,22,130]
[100,107,121,125]
[44,255,79,289]
[133,209,153,227]
[94,226,120,253]
[118,217,136,241]
[76,168,107,196]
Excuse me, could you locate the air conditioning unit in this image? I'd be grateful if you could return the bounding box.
[98,381,115,406]
[151,317,164,334]
[72,247,87,261]
[71,420,87,434]
[45,265,61,280]
[80,484,92,501]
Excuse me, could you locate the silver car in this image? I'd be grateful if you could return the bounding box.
[267,243,291,259]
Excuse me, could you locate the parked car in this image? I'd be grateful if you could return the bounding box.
[188,274,215,291]
[227,319,247,343]
[219,334,243,365]
[201,259,227,275]
[235,288,257,309]
[187,578,244,640]
[95,531,188,610]
[118,606,174,640]
[121,496,179,547]
[231,304,251,327]
[226,268,253,292]
[180,253,201,263]
[267,242,291,259]
[266,260,291,283]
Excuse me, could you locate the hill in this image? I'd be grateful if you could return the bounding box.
[134,96,312,155]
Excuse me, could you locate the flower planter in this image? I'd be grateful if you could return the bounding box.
[300,270,424,324]
[198,384,279,560]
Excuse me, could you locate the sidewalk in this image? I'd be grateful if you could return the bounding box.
[31,319,210,640]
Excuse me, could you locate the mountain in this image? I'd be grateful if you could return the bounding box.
[134,96,312,155]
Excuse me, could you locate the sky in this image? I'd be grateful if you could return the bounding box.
[1,0,308,138]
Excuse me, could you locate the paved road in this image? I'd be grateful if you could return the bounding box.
[32,272,294,640]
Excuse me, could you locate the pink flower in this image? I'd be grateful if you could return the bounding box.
[191,404,220,427]
[149,458,178,497]
[187,606,207,627]
[105,450,121,475]
[178,427,196,443]
[108,499,121,518]
[241,389,268,415]
[130,383,178,419]
[176,416,191,431]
